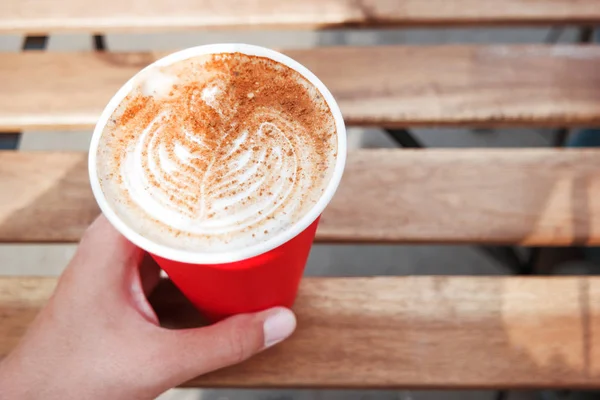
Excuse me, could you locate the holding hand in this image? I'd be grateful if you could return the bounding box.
[0,216,296,399]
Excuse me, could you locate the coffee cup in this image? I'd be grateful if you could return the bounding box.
[89,44,346,321]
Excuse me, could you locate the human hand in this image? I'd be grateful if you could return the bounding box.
[0,216,296,399]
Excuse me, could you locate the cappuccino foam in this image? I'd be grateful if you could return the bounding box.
[96,52,337,252]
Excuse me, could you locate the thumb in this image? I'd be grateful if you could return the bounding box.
[157,307,296,387]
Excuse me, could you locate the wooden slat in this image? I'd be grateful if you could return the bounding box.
[3,45,600,131]
[3,0,600,34]
[2,149,600,245]
[3,276,600,388]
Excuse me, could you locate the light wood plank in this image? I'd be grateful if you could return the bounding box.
[2,149,600,245]
[3,0,600,34]
[3,46,600,131]
[3,276,600,388]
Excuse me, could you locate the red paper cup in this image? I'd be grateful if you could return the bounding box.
[89,44,346,320]
[152,218,319,321]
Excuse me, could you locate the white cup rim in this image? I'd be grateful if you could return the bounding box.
[88,43,347,264]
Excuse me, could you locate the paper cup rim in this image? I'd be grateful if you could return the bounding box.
[89,43,346,264]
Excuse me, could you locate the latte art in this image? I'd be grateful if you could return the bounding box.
[122,109,311,236]
[96,52,337,251]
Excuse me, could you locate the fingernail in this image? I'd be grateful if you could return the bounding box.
[263,308,296,348]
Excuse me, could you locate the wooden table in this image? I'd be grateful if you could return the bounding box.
[2,0,600,390]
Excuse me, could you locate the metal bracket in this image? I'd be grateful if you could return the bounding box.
[384,128,424,148]
[94,35,106,51]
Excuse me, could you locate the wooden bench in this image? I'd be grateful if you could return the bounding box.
[3,0,600,390]
[3,0,600,32]
[4,276,600,388]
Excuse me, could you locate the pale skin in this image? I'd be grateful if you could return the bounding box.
[0,216,297,399]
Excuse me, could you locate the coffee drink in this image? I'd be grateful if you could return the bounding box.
[95,52,337,252]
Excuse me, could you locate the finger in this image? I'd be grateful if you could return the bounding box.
[71,215,142,285]
[156,307,296,388]
[55,215,145,313]
[128,257,160,325]
[140,254,161,297]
